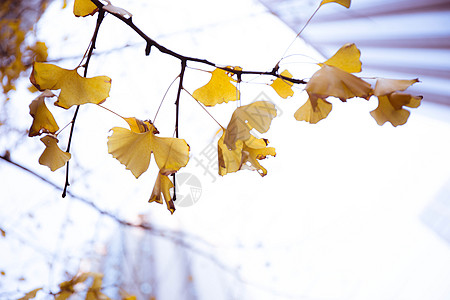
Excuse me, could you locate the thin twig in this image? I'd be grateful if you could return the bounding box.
[174,60,186,139]
[62,9,105,197]
[172,59,187,202]
[61,105,80,198]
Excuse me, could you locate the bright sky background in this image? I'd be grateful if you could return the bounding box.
[1,0,450,299]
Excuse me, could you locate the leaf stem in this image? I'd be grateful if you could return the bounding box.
[153,75,180,124]
[97,104,125,120]
[275,5,321,70]
[182,88,224,130]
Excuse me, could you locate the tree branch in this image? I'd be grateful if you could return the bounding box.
[89,0,307,85]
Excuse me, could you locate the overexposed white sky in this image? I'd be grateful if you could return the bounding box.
[1,0,450,299]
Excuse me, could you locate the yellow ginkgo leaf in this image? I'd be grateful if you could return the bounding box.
[294,97,332,124]
[270,69,294,99]
[39,135,71,171]
[370,92,422,127]
[30,62,111,109]
[152,137,190,175]
[29,90,59,137]
[241,137,276,177]
[107,127,152,178]
[73,0,98,17]
[370,95,410,127]
[306,64,372,103]
[107,119,190,178]
[149,171,175,214]
[224,101,277,150]
[320,0,351,8]
[320,43,361,73]
[192,68,240,106]
[373,78,419,96]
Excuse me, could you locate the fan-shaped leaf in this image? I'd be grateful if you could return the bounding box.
[294,97,332,124]
[370,92,422,127]
[39,135,71,171]
[192,68,240,106]
[107,119,189,178]
[320,43,361,73]
[306,65,372,103]
[270,69,294,99]
[30,62,111,109]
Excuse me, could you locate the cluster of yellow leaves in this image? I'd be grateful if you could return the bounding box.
[23,0,422,217]
[28,62,111,171]
[191,70,279,177]
[0,17,48,96]
[17,272,137,300]
[219,101,277,177]
[107,118,190,214]
[0,0,50,95]
[54,272,131,300]
[287,43,421,126]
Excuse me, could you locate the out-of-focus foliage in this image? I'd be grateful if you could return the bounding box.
[0,0,49,98]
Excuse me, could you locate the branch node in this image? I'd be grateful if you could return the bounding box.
[145,42,152,56]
